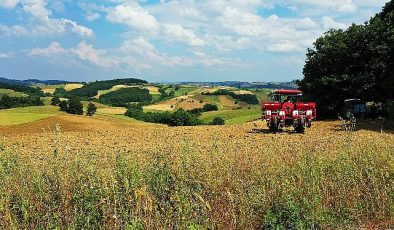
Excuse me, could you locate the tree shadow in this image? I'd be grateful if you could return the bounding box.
[248,128,305,135]
[332,119,394,134]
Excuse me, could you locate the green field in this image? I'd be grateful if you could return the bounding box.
[0,88,27,98]
[165,85,198,96]
[200,106,261,125]
[0,105,63,125]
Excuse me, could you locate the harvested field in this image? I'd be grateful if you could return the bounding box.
[0,117,393,229]
[218,95,240,109]
[64,83,83,91]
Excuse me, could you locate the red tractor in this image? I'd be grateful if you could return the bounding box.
[262,90,316,132]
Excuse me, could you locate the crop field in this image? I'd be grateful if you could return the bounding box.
[63,83,84,91]
[0,88,27,98]
[0,113,392,229]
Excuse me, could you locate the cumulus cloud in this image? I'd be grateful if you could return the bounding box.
[322,16,348,29]
[29,42,66,56]
[0,0,20,9]
[86,12,101,21]
[163,24,205,46]
[0,0,93,38]
[106,3,160,32]
[0,53,10,58]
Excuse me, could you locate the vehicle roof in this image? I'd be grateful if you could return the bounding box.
[273,89,302,95]
[344,99,362,102]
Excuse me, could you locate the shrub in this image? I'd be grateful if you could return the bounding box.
[211,117,225,125]
[59,100,68,111]
[51,97,60,106]
[203,104,218,112]
[86,102,97,116]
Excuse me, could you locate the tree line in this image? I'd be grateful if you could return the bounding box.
[99,88,152,107]
[124,103,224,126]
[203,89,259,105]
[298,0,394,118]
[0,81,44,97]
[69,78,147,98]
[0,95,43,109]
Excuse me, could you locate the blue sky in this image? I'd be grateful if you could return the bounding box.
[0,0,389,82]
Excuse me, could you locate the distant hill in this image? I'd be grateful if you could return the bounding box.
[0,77,68,85]
[176,81,298,89]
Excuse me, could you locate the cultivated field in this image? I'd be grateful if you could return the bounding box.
[0,113,392,229]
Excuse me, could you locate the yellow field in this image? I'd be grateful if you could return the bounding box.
[64,83,83,91]
[0,112,393,228]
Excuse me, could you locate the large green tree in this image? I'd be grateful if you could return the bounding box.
[298,0,394,117]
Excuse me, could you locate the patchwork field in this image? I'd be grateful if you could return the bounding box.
[0,88,27,98]
[0,114,392,229]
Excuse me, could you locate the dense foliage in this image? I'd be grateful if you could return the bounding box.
[212,117,225,125]
[99,88,152,107]
[58,97,84,115]
[86,102,97,116]
[203,90,259,105]
[69,78,147,98]
[50,96,60,106]
[53,88,71,98]
[125,104,201,126]
[298,1,394,117]
[0,81,44,97]
[0,95,43,109]
[189,104,219,115]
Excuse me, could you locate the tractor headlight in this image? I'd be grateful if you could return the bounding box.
[279,111,285,116]
[266,110,272,116]
[306,110,313,117]
[292,110,299,117]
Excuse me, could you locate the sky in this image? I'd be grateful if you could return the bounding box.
[0,0,390,82]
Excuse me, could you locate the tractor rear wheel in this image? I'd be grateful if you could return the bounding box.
[295,125,305,133]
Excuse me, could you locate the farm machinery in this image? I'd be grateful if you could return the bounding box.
[261,90,316,132]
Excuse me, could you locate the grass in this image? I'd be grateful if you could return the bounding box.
[0,105,62,125]
[0,88,27,98]
[200,106,261,124]
[40,84,65,94]
[0,129,392,229]
[165,85,198,97]
[252,89,271,101]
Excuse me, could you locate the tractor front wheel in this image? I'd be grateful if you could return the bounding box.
[269,120,279,132]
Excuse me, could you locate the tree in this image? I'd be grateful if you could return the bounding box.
[203,103,219,112]
[67,97,83,115]
[86,102,97,116]
[51,96,60,106]
[297,1,394,118]
[59,100,68,112]
[212,117,225,125]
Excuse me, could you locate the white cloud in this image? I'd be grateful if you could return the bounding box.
[0,0,93,38]
[0,0,20,9]
[0,53,10,58]
[106,3,160,32]
[29,42,66,56]
[322,16,348,29]
[86,12,101,21]
[163,24,205,46]
[71,42,117,68]
[267,42,303,53]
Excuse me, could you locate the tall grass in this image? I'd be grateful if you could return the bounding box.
[0,135,393,229]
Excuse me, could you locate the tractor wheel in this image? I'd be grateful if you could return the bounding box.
[306,119,312,128]
[269,121,278,132]
[295,125,305,133]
